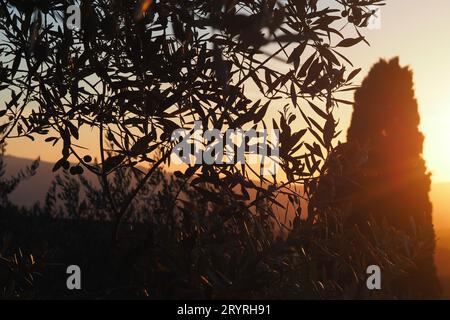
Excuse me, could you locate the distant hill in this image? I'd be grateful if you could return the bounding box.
[3,155,101,208]
[431,183,450,232]
[4,155,59,207]
[430,183,450,298]
[5,156,449,227]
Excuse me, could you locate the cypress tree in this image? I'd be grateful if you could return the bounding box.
[347,58,440,297]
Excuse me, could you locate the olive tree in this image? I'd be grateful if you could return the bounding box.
[0,0,384,237]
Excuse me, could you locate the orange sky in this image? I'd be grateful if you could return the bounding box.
[4,0,450,182]
[339,0,450,183]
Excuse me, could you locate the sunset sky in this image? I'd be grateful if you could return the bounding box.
[344,0,450,183]
[4,0,450,182]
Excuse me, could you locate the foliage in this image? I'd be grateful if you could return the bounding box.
[0,0,384,236]
[341,58,439,297]
[0,143,39,206]
[0,0,433,300]
[0,146,39,299]
[0,149,435,299]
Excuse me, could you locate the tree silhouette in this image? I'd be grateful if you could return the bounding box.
[347,58,440,297]
[2,0,439,300]
[0,0,384,239]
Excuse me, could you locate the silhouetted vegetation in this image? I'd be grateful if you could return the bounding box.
[0,0,439,300]
[0,0,384,239]
[0,145,438,299]
[342,58,439,297]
